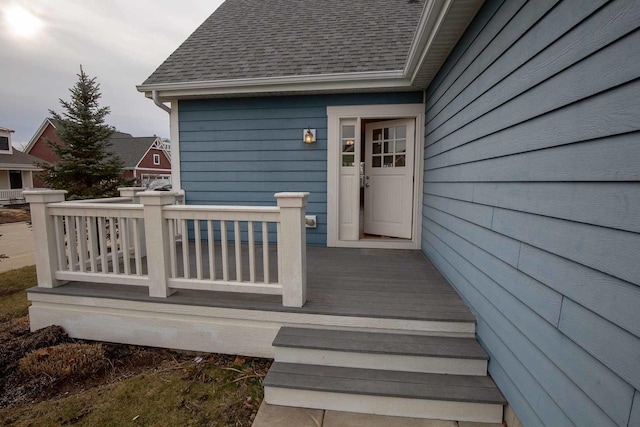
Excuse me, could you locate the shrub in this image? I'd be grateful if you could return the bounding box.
[19,343,107,380]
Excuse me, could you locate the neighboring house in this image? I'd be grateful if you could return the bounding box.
[23,1,640,426]
[25,118,171,187]
[0,126,41,205]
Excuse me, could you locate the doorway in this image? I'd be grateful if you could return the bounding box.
[327,104,425,249]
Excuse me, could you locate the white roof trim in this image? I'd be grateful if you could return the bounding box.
[24,118,56,154]
[0,163,41,171]
[134,137,171,169]
[139,71,410,99]
[137,0,476,99]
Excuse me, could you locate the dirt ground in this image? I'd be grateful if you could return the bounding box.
[0,266,270,426]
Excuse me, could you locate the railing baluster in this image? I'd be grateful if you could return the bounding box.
[262,221,270,284]
[181,219,190,279]
[132,218,143,276]
[88,217,98,273]
[276,221,282,284]
[54,216,66,271]
[67,215,77,271]
[194,219,203,280]
[248,221,255,283]
[121,217,131,275]
[98,217,108,273]
[234,220,242,282]
[77,216,88,272]
[110,217,120,274]
[207,220,215,280]
[221,220,229,281]
[168,219,177,278]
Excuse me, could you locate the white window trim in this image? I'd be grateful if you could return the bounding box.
[326,104,425,249]
[153,153,161,165]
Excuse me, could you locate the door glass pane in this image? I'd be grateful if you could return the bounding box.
[383,156,393,167]
[396,125,406,139]
[372,156,381,167]
[395,155,406,167]
[342,141,355,152]
[395,140,406,153]
[342,154,355,167]
[383,141,393,154]
[372,142,381,154]
[373,129,382,141]
[342,125,355,139]
[383,127,394,140]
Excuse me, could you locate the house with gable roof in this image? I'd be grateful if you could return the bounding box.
[0,126,41,205]
[25,118,171,187]
[23,1,640,425]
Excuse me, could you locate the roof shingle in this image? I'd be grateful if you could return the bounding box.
[142,0,423,85]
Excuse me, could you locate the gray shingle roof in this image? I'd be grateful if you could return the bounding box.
[107,135,157,168]
[142,0,423,85]
[0,149,41,167]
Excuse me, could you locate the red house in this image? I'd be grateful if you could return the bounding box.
[25,118,171,187]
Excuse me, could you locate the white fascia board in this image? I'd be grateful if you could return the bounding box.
[138,71,410,100]
[0,163,42,171]
[24,118,55,154]
[404,0,453,84]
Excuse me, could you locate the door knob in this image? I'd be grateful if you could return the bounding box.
[365,183,370,188]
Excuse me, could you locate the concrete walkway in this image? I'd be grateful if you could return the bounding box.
[0,222,35,273]
[252,403,504,427]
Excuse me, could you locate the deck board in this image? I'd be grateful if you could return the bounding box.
[29,247,476,323]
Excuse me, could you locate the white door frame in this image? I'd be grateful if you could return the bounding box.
[326,104,425,249]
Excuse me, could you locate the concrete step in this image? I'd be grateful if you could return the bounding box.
[273,327,488,375]
[264,362,506,423]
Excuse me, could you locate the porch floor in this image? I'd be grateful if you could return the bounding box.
[29,247,475,323]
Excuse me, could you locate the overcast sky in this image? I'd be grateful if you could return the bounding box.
[0,0,224,148]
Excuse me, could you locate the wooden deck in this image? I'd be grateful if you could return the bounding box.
[29,247,475,323]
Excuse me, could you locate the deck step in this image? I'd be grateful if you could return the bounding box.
[264,362,506,423]
[273,327,488,375]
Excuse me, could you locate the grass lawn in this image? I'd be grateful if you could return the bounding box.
[0,266,267,426]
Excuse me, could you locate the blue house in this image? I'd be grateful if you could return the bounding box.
[25,0,640,425]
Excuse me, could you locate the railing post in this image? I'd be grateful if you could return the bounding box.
[23,189,67,288]
[275,192,309,307]
[118,187,146,203]
[138,191,177,298]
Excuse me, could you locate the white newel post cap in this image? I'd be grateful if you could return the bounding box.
[274,192,310,207]
[137,190,179,205]
[23,189,67,203]
[118,187,146,197]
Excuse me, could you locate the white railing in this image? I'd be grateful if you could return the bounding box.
[24,188,309,307]
[0,188,24,202]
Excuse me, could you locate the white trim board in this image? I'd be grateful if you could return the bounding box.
[170,101,181,190]
[326,104,425,249]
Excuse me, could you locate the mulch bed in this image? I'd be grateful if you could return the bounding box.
[0,208,30,225]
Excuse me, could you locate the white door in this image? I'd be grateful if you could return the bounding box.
[364,119,415,239]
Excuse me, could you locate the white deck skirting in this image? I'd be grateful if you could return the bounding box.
[28,291,476,358]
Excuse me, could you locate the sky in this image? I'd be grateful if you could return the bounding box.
[0,0,224,149]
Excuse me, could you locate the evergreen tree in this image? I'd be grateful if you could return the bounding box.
[38,66,131,199]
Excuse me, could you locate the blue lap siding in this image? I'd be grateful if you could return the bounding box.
[179,92,423,246]
[423,0,640,426]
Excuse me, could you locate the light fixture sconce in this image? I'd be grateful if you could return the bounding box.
[303,126,316,144]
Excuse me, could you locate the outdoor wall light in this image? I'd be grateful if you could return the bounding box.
[303,126,316,144]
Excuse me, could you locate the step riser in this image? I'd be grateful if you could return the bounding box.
[274,347,487,376]
[265,387,504,423]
